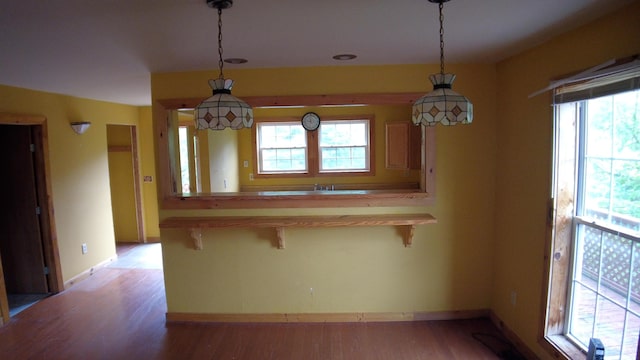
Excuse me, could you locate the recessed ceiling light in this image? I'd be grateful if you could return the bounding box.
[224,58,248,64]
[332,54,357,61]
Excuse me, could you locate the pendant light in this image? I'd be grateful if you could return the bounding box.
[195,0,253,130]
[412,0,473,126]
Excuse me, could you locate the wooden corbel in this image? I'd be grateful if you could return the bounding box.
[190,228,203,250]
[276,227,285,249]
[404,225,416,248]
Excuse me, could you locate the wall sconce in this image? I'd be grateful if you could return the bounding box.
[70,121,91,135]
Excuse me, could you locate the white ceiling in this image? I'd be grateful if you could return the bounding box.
[0,0,634,106]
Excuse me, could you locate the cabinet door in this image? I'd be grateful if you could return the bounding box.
[385,122,421,170]
[386,122,409,169]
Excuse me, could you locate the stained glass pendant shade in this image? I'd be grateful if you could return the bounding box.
[412,0,472,127]
[412,73,472,126]
[195,78,253,130]
[195,0,254,130]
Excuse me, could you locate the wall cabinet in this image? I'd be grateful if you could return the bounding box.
[385,122,421,170]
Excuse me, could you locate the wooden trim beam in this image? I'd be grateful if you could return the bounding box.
[161,214,436,250]
[157,93,425,110]
[240,182,420,192]
[162,190,433,209]
[160,214,436,229]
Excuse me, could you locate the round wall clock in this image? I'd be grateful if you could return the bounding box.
[301,112,320,131]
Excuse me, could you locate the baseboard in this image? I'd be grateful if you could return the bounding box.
[145,237,161,243]
[166,309,490,324]
[489,311,540,360]
[63,256,117,290]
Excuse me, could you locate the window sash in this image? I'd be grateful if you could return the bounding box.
[560,88,640,357]
[318,120,370,173]
[257,122,308,174]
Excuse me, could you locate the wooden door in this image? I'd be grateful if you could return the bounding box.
[0,125,48,294]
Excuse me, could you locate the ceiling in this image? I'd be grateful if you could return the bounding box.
[0,0,634,106]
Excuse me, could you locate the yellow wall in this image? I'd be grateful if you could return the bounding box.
[152,63,498,315]
[0,85,159,281]
[208,129,240,192]
[492,2,640,359]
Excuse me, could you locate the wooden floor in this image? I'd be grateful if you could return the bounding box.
[0,244,523,360]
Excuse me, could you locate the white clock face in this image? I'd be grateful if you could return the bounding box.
[302,112,320,131]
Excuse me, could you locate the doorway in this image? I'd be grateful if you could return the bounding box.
[106,125,145,244]
[0,115,62,325]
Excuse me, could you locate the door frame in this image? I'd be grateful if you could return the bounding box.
[0,113,62,326]
[130,126,146,243]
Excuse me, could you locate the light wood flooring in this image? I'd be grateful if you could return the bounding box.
[0,243,525,359]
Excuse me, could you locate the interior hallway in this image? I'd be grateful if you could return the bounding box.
[0,243,523,359]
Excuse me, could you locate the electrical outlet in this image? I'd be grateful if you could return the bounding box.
[243,160,249,168]
[81,243,88,254]
[510,290,517,306]
[249,173,254,181]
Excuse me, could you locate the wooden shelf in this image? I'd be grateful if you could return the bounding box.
[160,214,436,250]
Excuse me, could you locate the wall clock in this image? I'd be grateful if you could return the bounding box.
[301,112,320,131]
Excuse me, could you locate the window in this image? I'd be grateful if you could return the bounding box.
[319,120,369,172]
[549,69,639,359]
[256,122,307,174]
[255,116,373,177]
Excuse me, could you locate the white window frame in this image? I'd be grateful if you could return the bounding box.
[563,94,640,358]
[256,121,308,175]
[318,119,370,173]
[546,68,640,359]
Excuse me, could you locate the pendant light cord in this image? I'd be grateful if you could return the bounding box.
[217,7,225,79]
[439,1,445,75]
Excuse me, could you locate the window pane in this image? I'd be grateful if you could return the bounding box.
[583,89,640,232]
[583,158,612,219]
[594,296,625,359]
[600,233,632,308]
[586,95,613,158]
[612,159,640,226]
[259,125,276,147]
[575,224,601,291]
[569,283,596,347]
[622,312,640,359]
[631,241,640,315]
[262,149,276,161]
[263,160,277,171]
[291,148,306,160]
[350,123,367,145]
[614,91,640,159]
